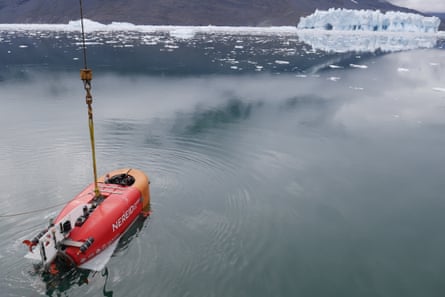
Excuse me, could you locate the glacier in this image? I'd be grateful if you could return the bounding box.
[297,8,441,33]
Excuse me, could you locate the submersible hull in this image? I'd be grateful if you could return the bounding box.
[24,168,150,271]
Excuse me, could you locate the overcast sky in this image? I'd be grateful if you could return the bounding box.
[388,0,445,12]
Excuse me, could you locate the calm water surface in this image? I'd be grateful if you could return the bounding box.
[1,29,445,296]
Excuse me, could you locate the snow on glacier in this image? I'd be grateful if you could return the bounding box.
[297,8,441,33]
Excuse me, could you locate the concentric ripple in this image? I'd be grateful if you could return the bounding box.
[2,31,445,297]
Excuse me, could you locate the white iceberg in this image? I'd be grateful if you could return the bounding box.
[0,19,298,36]
[297,8,441,33]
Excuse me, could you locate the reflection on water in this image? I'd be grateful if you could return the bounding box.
[297,30,439,53]
[20,214,147,296]
[1,28,443,78]
[1,30,445,296]
[180,99,256,133]
[32,266,114,297]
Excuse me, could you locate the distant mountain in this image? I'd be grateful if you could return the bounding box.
[0,0,442,29]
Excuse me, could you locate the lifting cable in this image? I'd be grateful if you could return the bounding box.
[0,202,67,218]
[0,1,100,219]
[79,0,100,198]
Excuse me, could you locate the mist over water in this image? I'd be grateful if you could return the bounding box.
[1,29,445,296]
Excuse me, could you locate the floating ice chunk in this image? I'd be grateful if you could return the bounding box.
[18,44,28,48]
[223,58,239,64]
[170,28,196,39]
[164,44,179,49]
[397,67,409,72]
[275,60,290,65]
[74,41,103,46]
[432,87,445,92]
[329,64,343,69]
[328,76,341,81]
[297,8,441,33]
[350,63,368,69]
